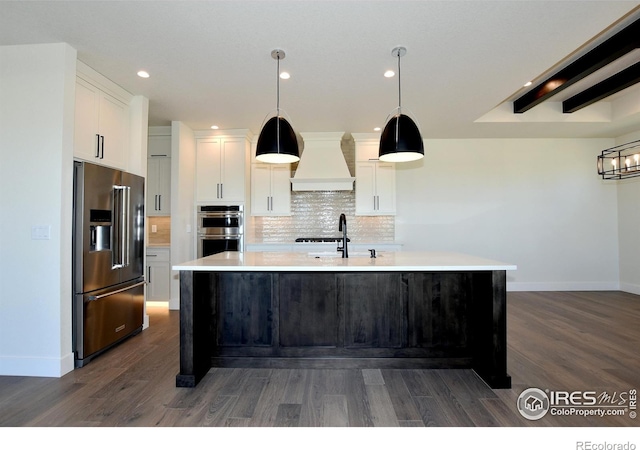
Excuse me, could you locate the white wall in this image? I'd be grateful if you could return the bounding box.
[395,138,620,291]
[615,130,640,295]
[0,43,76,376]
[169,121,196,310]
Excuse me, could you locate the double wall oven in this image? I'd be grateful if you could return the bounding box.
[197,205,244,258]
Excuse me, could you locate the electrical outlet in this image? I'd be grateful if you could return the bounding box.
[151,224,158,233]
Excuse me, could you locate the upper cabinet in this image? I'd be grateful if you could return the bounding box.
[147,157,171,215]
[73,61,148,176]
[250,137,291,216]
[74,77,129,169]
[147,128,171,216]
[195,130,251,204]
[251,163,292,216]
[352,134,396,216]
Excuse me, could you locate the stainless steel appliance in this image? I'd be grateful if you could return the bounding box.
[197,205,243,257]
[72,161,145,367]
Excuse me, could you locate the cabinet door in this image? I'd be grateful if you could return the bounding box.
[355,162,377,215]
[148,135,171,157]
[97,93,128,169]
[251,163,272,216]
[156,157,171,214]
[146,248,171,301]
[269,164,291,215]
[219,139,246,202]
[147,261,171,301]
[74,78,101,162]
[374,162,396,215]
[195,139,222,202]
[147,157,171,216]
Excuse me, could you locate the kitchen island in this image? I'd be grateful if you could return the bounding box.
[173,251,516,389]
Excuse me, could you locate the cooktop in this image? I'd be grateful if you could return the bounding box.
[295,237,350,243]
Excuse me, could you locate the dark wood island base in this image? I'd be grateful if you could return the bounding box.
[176,268,511,389]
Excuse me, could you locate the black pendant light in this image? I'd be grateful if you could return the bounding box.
[256,49,300,164]
[379,46,424,162]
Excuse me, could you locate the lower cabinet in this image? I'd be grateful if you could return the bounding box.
[146,247,170,301]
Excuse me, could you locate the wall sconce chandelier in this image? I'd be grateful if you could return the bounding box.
[256,49,300,164]
[597,140,640,180]
[379,46,424,162]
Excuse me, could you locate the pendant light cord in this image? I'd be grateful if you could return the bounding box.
[276,51,281,116]
[397,49,402,114]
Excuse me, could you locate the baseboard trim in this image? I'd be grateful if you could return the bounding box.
[620,282,640,296]
[0,352,74,377]
[507,281,620,292]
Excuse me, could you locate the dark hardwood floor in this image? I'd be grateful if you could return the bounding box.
[1,291,639,427]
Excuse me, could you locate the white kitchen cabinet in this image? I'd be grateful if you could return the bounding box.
[146,247,170,302]
[196,136,248,203]
[352,133,396,216]
[74,76,129,170]
[148,133,171,157]
[355,161,396,215]
[251,163,291,216]
[147,156,171,216]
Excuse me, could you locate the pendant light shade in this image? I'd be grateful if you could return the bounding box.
[379,113,424,162]
[256,116,299,163]
[256,49,300,164]
[379,46,424,162]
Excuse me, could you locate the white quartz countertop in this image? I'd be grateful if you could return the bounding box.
[173,251,517,272]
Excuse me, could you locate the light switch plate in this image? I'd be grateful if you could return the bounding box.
[31,225,51,240]
[151,224,157,233]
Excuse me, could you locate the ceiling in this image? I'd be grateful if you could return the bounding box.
[2,0,640,139]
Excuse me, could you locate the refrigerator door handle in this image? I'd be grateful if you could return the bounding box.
[124,186,131,267]
[112,185,130,269]
[87,280,146,301]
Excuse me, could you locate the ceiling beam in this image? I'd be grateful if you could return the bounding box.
[562,61,640,113]
[513,17,640,114]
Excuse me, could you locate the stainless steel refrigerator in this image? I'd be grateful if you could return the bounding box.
[72,161,145,367]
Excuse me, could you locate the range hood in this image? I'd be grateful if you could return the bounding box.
[291,132,355,191]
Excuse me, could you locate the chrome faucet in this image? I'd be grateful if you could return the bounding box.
[338,213,348,258]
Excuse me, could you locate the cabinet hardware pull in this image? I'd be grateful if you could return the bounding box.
[95,134,101,158]
[100,135,105,159]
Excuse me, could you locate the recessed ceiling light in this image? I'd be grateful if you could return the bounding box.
[210,125,219,130]
[373,127,381,131]
[137,70,150,78]
[280,72,290,79]
[524,81,532,87]
[384,70,395,78]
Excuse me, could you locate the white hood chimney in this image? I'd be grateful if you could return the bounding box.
[291,132,355,191]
